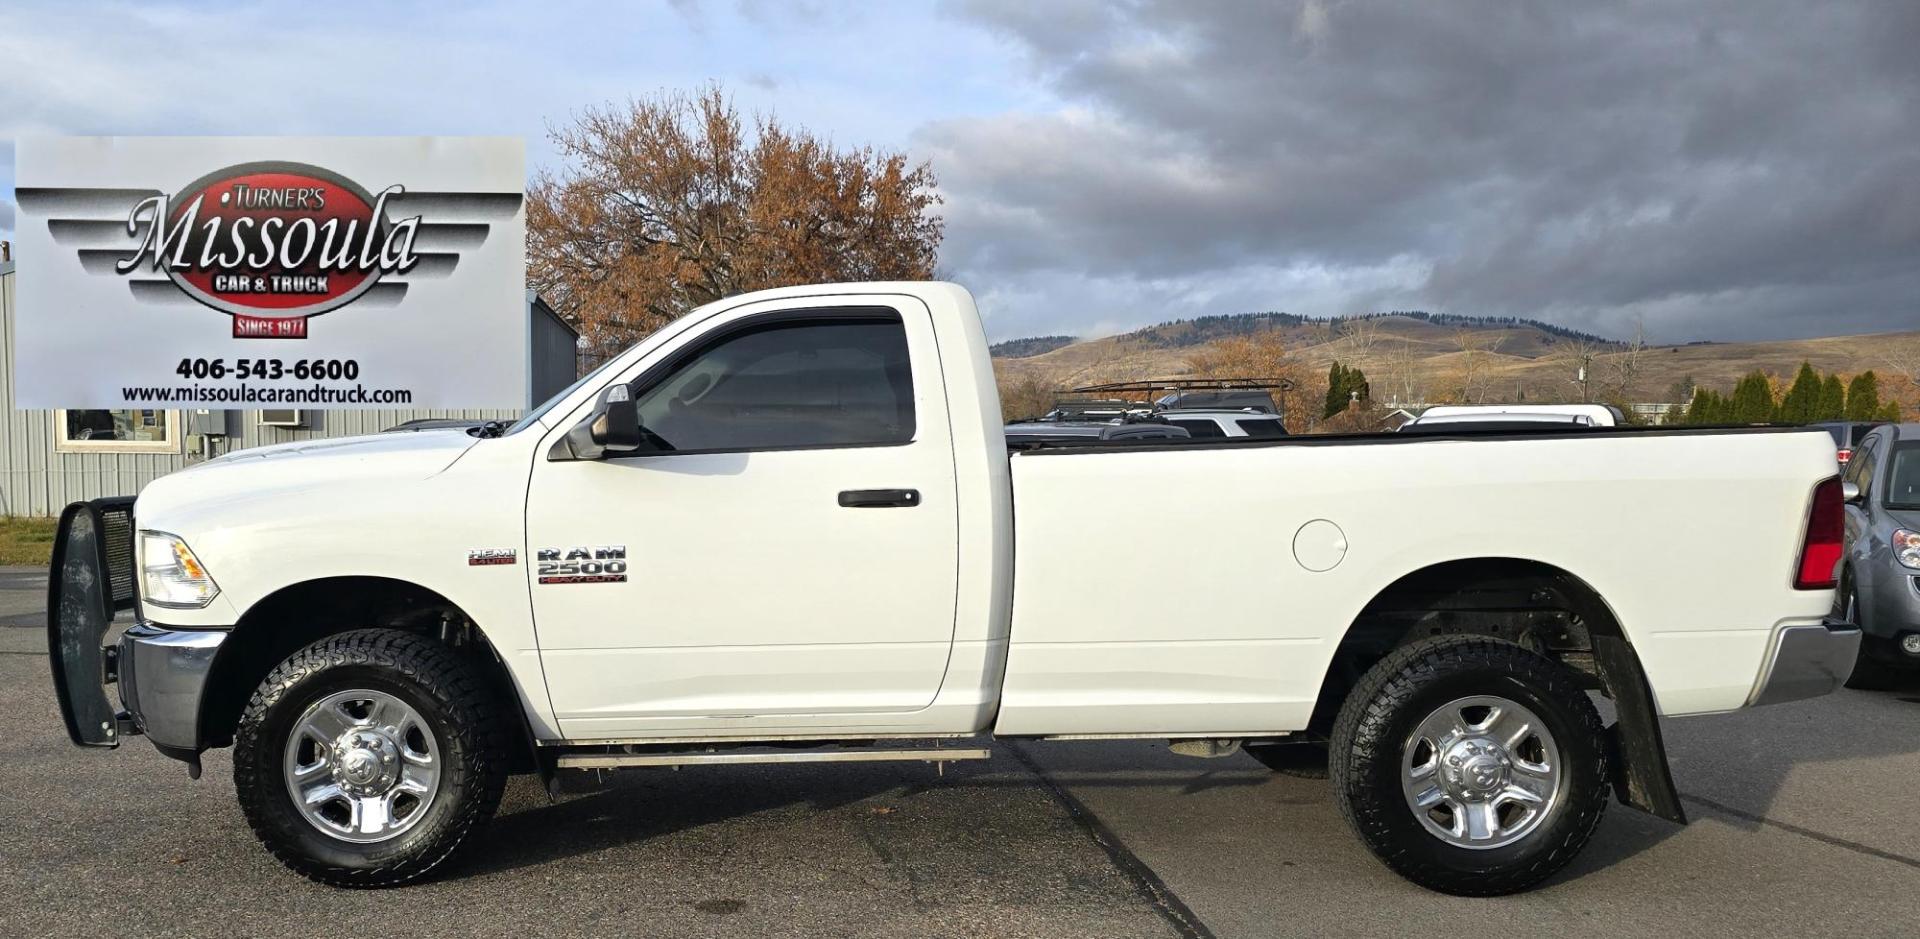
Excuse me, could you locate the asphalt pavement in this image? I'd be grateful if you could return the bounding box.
[0,566,45,627]
[3,568,1918,937]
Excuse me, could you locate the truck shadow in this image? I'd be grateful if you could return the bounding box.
[1546,677,1920,884]
[1652,679,1920,844]
[461,687,1920,889]
[460,748,1282,879]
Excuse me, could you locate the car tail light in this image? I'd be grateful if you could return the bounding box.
[1795,476,1844,590]
[1836,448,1852,464]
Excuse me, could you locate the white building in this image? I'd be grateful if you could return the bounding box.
[0,254,580,516]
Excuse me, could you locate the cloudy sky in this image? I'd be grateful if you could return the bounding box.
[3,0,1915,343]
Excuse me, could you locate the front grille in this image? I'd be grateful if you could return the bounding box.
[93,497,137,608]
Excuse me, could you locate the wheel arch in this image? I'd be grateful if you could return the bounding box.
[1315,556,1685,823]
[195,576,541,775]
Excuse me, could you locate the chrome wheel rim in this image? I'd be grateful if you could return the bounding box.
[1402,695,1560,850]
[283,689,439,843]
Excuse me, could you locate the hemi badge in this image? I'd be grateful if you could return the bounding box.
[468,549,517,566]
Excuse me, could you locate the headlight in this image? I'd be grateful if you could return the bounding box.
[1897,529,1920,570]
[139,531,219,608]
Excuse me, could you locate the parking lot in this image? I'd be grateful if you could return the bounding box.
[3,567,1917,938]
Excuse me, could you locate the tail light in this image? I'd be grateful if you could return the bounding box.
[1795,476,1844,590]
[1837,448,1852,464]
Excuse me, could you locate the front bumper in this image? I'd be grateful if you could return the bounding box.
[116,623,225,751]
[48,497,225,759]
[1747,618,1862,707]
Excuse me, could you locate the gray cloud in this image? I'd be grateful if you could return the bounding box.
[0,193,13,234]
[928,0,1920,342]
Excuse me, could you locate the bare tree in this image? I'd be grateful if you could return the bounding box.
[1605,317,1649,401]
[1450,326,1497,403]
[994,368,1056,423]
[1378,339,1425,409]
[528,87,943,360]
[1339,316,1382,370]
[1885,337,1920,400]
[1550,337,1607,403]
[1186,329,1314,425]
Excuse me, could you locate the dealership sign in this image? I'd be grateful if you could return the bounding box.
[13,137,526,408]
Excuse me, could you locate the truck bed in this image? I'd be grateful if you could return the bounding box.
[993,422,1837,735]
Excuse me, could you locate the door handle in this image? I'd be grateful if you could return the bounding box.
[838,489,920,508]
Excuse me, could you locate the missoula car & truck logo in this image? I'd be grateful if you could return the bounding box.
[33,160,496,339]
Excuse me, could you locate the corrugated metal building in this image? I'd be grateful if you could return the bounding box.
[1,257,579,516]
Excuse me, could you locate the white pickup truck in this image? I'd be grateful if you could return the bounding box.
[50,282,1859,895]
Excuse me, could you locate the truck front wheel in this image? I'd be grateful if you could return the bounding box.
[1330,635,1609,896]
[232,629,510,887]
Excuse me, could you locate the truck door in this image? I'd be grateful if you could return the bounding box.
[526,298,960,737]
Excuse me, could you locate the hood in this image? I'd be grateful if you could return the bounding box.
[136,430,479,525]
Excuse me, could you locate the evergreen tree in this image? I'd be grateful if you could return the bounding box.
[1322,361,1370,418]
[1878,400,1904,422]
[1778,362,1822,424]
[1348,366,1370,407]
[1818,374,1846,420]
[1845,371,1882,421]
[1684,386,1718,424]
[1718,391,1737,422]
[1730,371,1777,423]
[1324,362,1348,419]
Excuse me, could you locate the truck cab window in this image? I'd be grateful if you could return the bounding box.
[631,317,915,452]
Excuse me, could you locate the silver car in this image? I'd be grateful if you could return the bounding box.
[1840,422,1920,687]
[1156,408,1290,439]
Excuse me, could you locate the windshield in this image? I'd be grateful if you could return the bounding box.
[502,353,624,436]
[1886,441,1920,509]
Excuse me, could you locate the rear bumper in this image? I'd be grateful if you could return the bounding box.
[1747,618,1861,707]
[117,623,225,751]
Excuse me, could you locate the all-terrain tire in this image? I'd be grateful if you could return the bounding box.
[1329,635,1609,896]
[233,628,510,887]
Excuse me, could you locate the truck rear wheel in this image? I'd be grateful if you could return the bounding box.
[1329,635,1608,896]
[232,629,509,887]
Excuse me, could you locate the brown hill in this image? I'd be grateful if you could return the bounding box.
[994,315,1920,417]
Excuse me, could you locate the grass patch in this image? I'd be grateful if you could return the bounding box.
[0,516,58,567]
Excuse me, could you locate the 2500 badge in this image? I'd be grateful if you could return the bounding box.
[537,546,628,585]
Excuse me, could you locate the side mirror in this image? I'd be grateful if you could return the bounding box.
[551,384,648,461]
[1842,481,1862,505]
[590,384,644,453]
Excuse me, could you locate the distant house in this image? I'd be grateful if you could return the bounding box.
[1630,402,1679,425]
[0,256,580,516]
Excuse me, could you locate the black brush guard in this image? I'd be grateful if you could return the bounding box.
[47,496,139,747]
